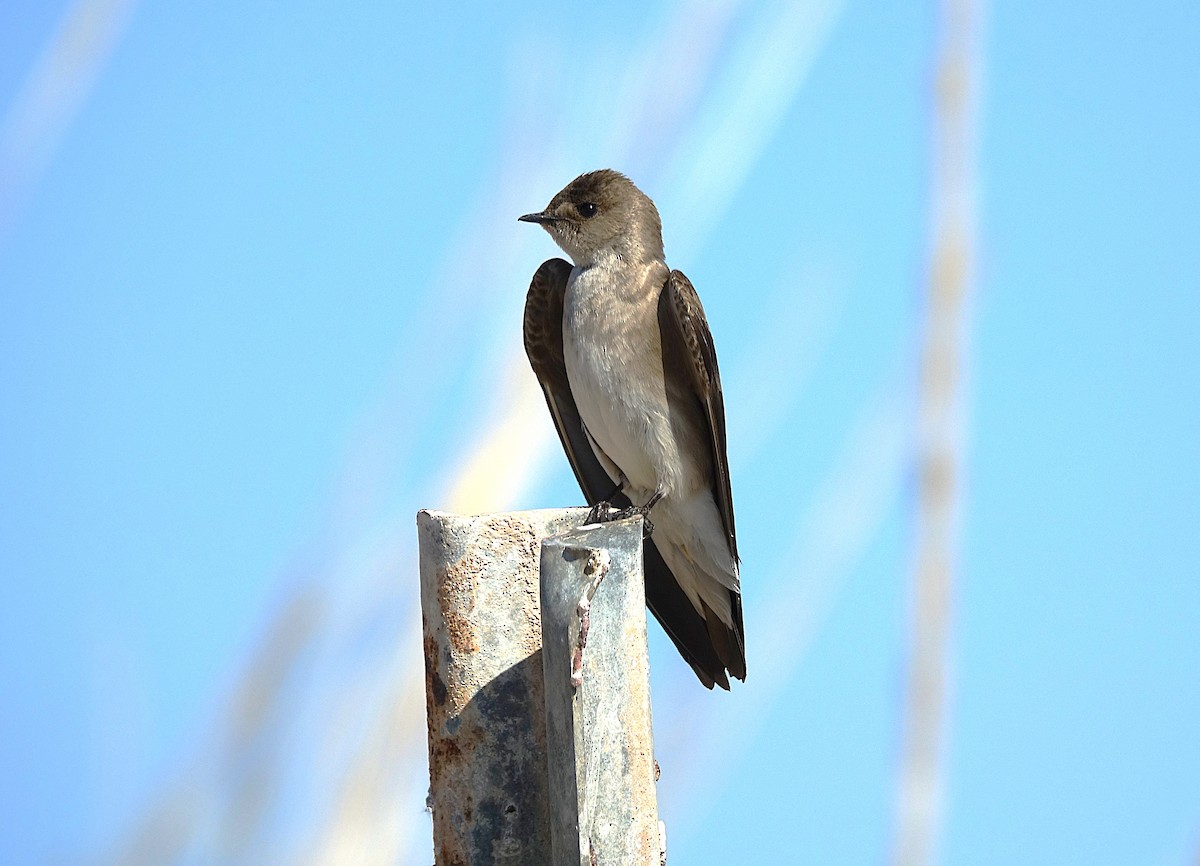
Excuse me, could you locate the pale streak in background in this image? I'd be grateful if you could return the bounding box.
[0,0,138,242]
[662,0,844,262]
[890,0,982,863]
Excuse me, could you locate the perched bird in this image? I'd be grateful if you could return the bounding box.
[520,169,745,689]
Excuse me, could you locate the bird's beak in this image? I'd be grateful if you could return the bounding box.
[518,211,558,225]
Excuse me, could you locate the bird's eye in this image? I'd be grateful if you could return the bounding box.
[577,202,598,218]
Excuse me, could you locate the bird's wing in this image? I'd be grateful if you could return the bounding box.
[658,269,746,679]
[523,258,620,500]
[658,270,738,558]
[523,258,730,689]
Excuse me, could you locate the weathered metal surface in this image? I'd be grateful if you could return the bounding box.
[417,508,582,866]
[539,518,660,866]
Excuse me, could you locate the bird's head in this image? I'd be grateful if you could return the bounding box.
[519,169,664,267]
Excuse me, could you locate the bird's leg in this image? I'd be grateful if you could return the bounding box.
[611,490,664,538]
[584,478,627,525]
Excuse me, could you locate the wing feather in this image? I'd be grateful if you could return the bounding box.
[658,270,746,680]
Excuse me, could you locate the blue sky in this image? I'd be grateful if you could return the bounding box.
[1,0,1197,863]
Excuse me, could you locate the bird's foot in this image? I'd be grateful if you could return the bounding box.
[585,501,618,526]
[607,505,653,537]
[609,491,664,538]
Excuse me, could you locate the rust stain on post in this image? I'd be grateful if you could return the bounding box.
[417,508,583,866]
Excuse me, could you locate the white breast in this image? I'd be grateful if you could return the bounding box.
[561,259,686,499]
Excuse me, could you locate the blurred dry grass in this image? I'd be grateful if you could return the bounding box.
[891,0,981,864]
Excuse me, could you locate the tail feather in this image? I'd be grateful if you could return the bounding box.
[644,540,731,690]
[701,595,746,683]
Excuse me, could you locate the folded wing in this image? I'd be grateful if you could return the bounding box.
[657,269,746,681]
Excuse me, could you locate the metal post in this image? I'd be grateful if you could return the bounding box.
[416,508,662,866]
[540,519,660,866]
[417,508,579,866]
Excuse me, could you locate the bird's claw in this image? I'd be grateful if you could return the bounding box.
[585,501,616,526]
[585,502,655,538]
[611,505,656,538]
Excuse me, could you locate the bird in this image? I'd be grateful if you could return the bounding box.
[519,169,745,689]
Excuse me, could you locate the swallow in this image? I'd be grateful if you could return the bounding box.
[521,169,745,689]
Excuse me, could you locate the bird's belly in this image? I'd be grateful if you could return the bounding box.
[563,329,676,498]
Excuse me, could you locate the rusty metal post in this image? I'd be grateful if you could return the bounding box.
[539,518,661,866]
[417,508,581,866]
